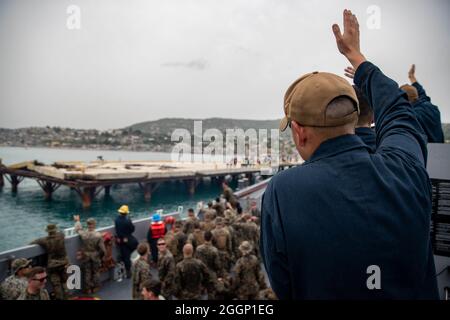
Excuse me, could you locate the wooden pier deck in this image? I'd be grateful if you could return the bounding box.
[0,159,297,207]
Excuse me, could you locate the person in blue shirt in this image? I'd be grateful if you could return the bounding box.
[260,9,439,299]
[353,85,375,150]
[343,66,376,151]
[400,64,444,143]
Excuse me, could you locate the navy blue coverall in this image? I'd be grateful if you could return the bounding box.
[411,82,444,143]
[260,61,439,299]
[355,127,376,151]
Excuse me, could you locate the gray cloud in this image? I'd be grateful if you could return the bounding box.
[161,59,208,70]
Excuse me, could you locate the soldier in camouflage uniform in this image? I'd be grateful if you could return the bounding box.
[0,258,32,300]
[30,224,69,300]
[232,241,266,300]
[222,182,238,209]
[204,202,217,220]
[131,243,151,300]
[212,198,225,217]
[173,220,188,264]
[183,208,198,235]
[187,222,205,250]
[164,226,178,259]
[211,217,233,271]
[233,214,260,259]
[201,212,216,233]
[157,237,175,299]
[17,266,50,300]
[194,231,224,299]
[74,216,106,294]
[223,215,239,264]
[195,231,222,278]
[173,244,212,300]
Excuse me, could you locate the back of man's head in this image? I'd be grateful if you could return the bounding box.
[281,72,359,160]
[137,243,148,256]
[204,231,213,242]
[313,96,358,136]
[183,243,193,258]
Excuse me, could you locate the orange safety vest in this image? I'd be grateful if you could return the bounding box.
[150,222,165,239]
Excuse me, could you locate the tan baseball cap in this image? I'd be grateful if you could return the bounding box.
[280,71,359,131]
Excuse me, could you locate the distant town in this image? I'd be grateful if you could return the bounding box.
[0,118,301,160]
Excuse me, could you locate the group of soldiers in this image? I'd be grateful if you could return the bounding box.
[0,182,276,300]
[0,214,108,300]
[131,182,276,300]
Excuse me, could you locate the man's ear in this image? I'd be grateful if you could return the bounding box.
[291,120,306,147]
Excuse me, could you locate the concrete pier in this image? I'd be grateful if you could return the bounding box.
[0,160,301,207]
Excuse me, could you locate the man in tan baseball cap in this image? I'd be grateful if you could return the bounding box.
[280,71,359,160]
[261,9,438,300]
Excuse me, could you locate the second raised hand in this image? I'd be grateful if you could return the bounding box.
[408,64,417,84]
[344,66,356,79]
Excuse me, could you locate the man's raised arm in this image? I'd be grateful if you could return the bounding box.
[333,10,427,165]
[409,64,431,103]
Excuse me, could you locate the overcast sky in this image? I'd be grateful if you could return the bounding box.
[0,0,449,130]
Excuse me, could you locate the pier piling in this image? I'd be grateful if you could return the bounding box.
[104,186,111,197]
[7,175,24,193]
[0,159,4,189]
[36,180,61,200]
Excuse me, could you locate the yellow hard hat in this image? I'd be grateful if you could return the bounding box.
[118,205,130,215]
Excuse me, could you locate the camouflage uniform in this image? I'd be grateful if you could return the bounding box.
[131,258,151,300]
[259,288,278,300]
[195,242,222,299]
[212,203,225,217]
[164,231,178,259]
[204,209,216,221]
[201,219,216,234]
[233,218,260,258]
[173,230,188,264]
[0,258,31,300]
[183,217,198,235]
[75,221,106,292]
[195,242,222,277]
[223,218,239,263]
[223,187,238,209]
[30,225,69,300]
[0,275,28,300]
[187,229,205,250]
[211,223,233,271]
[173,257,212,300]
[157,250,175,298]
[233,242,265,300]
[17,288,50,300]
